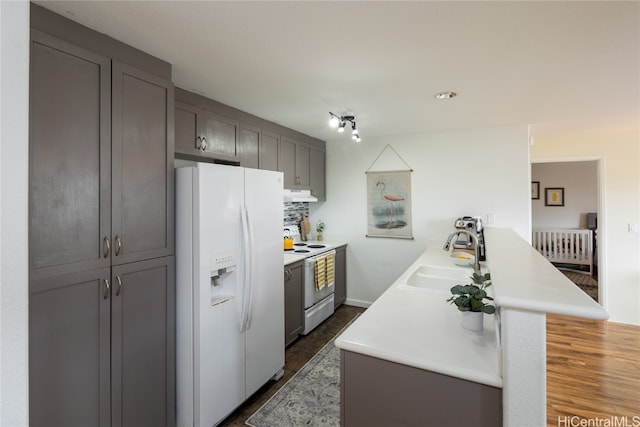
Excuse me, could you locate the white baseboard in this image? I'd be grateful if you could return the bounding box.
[344,298,372,308]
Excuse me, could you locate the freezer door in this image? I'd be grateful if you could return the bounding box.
[195,164,246,426]
[243,167,285,397]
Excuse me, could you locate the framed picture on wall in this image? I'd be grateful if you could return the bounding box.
[545,187,565,206]
[531,181,540,199]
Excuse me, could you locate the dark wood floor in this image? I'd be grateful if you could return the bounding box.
[217,305,639,427]
[219,304,366,426]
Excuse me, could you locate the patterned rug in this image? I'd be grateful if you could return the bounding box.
[561,270,599,301]
[246,315,359,427]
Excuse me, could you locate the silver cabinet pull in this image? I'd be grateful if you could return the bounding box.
[200,137,208,151]
[103,236,110,258]
[114,235,122,256]
[115,275,122,296]
[195,136,201,150]
[103,278,110,300]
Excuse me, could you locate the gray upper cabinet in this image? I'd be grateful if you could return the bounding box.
[29,30,112,280]
[111,62,174,265]
[239,123,260,169]
[294,142,311,187]
[278,137,326,199]
[279,137,297,188]
[260,131,280,171]
[309,146,326,201]
[174,101,238,164]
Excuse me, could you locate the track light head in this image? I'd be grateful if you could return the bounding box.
[328,113,340,128]
[328,112,362,142]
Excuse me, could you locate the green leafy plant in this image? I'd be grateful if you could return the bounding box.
[316,220,325,234]
[446,273,496,314]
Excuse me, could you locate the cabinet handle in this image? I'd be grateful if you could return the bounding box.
[103,278,110,300]
[114,235,122,256]
[200,137,208,151]
[103,236,110,258]
[195,136,201,150]
[115,275,122,296]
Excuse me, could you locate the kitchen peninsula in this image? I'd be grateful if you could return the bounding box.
[335,227,608,427]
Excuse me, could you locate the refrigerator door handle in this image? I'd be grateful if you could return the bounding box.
[240,203,252,332]
[244,204,255,330]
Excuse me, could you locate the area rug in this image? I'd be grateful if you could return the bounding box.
[562,270,598,301]
[246,315,360,427]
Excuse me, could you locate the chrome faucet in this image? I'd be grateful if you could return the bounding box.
[443,229,482,275]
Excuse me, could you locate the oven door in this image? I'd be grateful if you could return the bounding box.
[303,250,336,309]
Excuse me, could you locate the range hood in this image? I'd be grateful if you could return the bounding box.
[283,189,318,203]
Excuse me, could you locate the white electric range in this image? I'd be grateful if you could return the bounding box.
[283,225,336,334]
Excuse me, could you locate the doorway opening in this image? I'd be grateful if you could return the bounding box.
[531,158,605,305]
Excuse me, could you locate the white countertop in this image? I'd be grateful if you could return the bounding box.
[335,227,608,388]
[335,245,503,388]
[484,227,608,319]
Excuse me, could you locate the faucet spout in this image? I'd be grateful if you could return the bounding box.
[443,229,482,275]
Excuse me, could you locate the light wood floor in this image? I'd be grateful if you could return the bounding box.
[547,314,640,426]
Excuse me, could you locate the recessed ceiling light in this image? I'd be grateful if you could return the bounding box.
[434,91,457,100]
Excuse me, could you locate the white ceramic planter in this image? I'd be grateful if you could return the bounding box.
[461,311,483,332]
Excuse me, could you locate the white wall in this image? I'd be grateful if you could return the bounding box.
[531,130,640,325]
[0,1,30,425]
[311,126,530,306]
[532,161,597,228]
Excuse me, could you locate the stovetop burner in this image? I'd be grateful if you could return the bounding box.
[307,244,326,249]
[294,249,310,253]
[294,243,307,247]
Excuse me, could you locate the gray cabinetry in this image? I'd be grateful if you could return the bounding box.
[111,62,174,266]
[334,245,347,308]
[174,101,238,164]
[278,137,326,199]
[29,28,175,427]
[341,350,502,426]
[111,257,175,427]
[284,261,303,347]
[259,131,280,171]
[29,30,111,280]
[29,268,111,427]
[239,123,260,169]
[309,147,326,201]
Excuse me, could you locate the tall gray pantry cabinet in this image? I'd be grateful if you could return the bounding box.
[29,25,175,427]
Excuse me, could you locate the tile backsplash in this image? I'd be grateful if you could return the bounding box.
[284,202,309,227]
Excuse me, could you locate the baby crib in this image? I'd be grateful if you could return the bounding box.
[532,228,593,275]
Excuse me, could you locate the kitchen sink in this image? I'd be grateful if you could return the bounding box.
[402,264,473,292]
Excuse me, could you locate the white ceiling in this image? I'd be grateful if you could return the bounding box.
[36,1,640,142]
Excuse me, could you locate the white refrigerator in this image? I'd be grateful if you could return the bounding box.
[175,163,284,427]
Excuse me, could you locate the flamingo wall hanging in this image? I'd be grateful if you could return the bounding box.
[365,145,414,239]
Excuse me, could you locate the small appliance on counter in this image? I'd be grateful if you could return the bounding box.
[452,216,486,261]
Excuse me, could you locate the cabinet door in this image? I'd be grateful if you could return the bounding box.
[279,137,297,188]
[284,262,303,346]
[239,123,260,169]
[111,257,175,427]
[198,109,238,162]
[260,131,279,171]
[174,102,199,157]
[29,30,111,280]
[30,268,112,427]
[295,143,311,188]
[334,246,347,309]
[310,147,326,201]
[111,62,175,265]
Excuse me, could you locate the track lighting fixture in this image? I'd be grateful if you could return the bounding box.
[328,112,362,142]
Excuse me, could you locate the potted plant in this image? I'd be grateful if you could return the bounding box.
[316,220,325,241]
[446,272,495,331]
